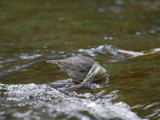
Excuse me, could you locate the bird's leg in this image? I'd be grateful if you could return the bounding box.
[69,79,74,83]
[75,79,83,84]
[70,78,83,84]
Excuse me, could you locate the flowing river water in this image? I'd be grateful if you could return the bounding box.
[0,0,160,120]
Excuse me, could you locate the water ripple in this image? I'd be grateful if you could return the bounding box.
[0,59,45,77]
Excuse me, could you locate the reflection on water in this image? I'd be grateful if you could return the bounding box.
[0,0,160,119]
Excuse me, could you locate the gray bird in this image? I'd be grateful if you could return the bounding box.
[46,56,95,83]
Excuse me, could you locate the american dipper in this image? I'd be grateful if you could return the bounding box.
[46,56,95,83]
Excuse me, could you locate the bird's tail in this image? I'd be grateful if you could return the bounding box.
[46,60,58,64]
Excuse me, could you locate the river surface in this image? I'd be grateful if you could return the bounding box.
[0,0,160,120]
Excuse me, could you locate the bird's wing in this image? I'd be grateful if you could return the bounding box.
[73,56,95,72]
[57,57,93,72]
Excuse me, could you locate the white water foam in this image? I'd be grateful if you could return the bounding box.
[0,83,144,120]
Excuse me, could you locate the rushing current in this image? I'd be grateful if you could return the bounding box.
[1,0,160,120]
[1,44,159,120]
[0,83,142,120]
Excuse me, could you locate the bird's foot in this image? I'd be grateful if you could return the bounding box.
[70,79,83,84]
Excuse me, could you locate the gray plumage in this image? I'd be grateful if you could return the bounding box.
[46,56,95,80]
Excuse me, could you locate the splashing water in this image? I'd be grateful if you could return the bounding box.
[63,62,108,92]
[0,83,143,120]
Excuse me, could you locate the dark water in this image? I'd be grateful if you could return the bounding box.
[0,0,160,120]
